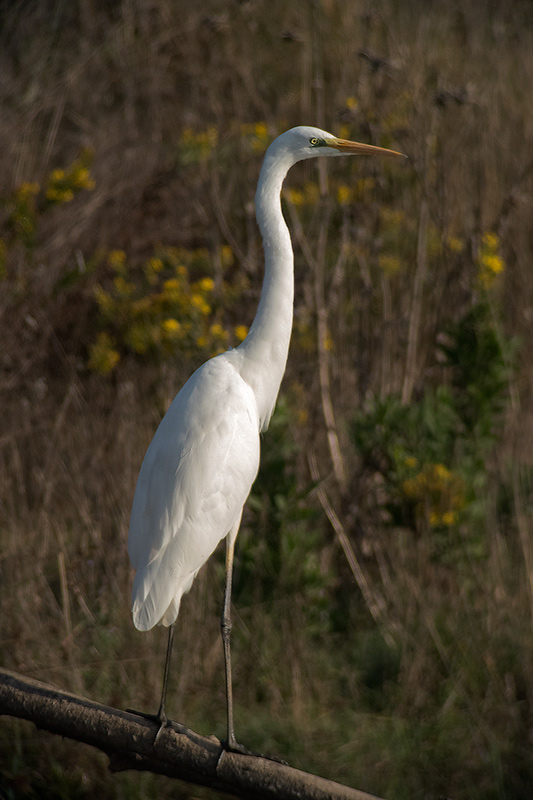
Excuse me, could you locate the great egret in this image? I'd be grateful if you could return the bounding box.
[128,125,404,750]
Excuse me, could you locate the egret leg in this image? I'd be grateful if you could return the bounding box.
[126,622,185,740]
[221,527,266,758]
[221,524,247,753]
[157,621,176,724]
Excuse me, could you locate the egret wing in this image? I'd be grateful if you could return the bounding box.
[128,354,260,631]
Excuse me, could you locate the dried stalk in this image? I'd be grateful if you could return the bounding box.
[308,450,393,645]
[401,116,436,405]
[286,201,348,492]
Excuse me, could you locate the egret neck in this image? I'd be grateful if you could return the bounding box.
[237,146,296,431]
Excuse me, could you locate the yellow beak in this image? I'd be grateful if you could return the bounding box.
[326,137,406,159]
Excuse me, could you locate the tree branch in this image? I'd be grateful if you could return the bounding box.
[0,668,384,800]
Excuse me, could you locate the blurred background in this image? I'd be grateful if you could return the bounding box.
[1,1,533,798]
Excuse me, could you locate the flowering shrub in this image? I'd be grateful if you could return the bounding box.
[478,231,504,289]
[45,149,95,205]
[88,245,247,374]
[351,297,516,560]
[402,461,466,528]
[1,150,95,251]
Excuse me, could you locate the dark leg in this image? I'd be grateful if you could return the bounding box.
[221,531,237,749]
[127,622,184,739]
[157,621,176,724]
[220,529,275,759]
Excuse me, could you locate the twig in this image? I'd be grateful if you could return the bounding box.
[401,192,428,405]
[308,451,393,645]
[512,470,533,625]
[401,115,436,405]
[57,550,72,644]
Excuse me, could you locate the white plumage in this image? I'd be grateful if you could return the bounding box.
[128,353,260,631]
[127,125,404,749]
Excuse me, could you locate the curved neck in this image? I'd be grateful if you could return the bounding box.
[237,151,294,430]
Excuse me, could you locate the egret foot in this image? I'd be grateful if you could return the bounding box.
[220,738,287,764]
[125,707,186,744]
[222,738,255,756]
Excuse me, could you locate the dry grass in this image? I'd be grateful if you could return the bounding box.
[2,1,533,798]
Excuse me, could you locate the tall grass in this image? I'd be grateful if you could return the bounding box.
[1,1,533,798]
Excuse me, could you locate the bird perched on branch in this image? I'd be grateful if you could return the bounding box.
[128,125,405,751]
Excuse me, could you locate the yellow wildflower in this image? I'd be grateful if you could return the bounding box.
[210,322,226,338]
[113,275,134,296]
[198,277,215,292]
[162,278,181,302]
[402,478,417,498]
[46,187,74,203]
[191,294,211,315]
[220,245,234,267]
[429,511,440,528]
[338,124,352,140]
[17,182,40,199]
[254,122,268,139]
[162,318,181,334]
[93,285,114,313]
[304,182,320,205]
[286,188,304,206]
[71,167,95,190]
[402,462,465,529]
[125,323,151,354]
[88,333,120,374]
[432,463,452,481]
[108,250,126,270]
[379,254,401,275]
[180,126,218,162]
[337,185,352,205]
[234,324,248,341]
[380,207,405,226]
[481,254,504,274]
[146,257,163,273]
[442,511,457,526]
[244,121,270,152]
[478,231,505,289]
[45,153,95,204]
[447,236,464,253]
[482,232,499,251]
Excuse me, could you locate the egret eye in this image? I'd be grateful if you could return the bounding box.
[309,137,319,146]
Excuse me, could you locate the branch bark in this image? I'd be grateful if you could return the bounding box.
[0,668,384,800]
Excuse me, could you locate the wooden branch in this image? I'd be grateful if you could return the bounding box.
[0,668,384,800]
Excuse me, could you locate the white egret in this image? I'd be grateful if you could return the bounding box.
[128,125,404,751]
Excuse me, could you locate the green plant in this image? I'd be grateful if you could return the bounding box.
[351,297,517,562]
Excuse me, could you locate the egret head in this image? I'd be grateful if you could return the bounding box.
[268,125,405,166]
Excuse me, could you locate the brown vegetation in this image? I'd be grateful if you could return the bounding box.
[1,1,533,798]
